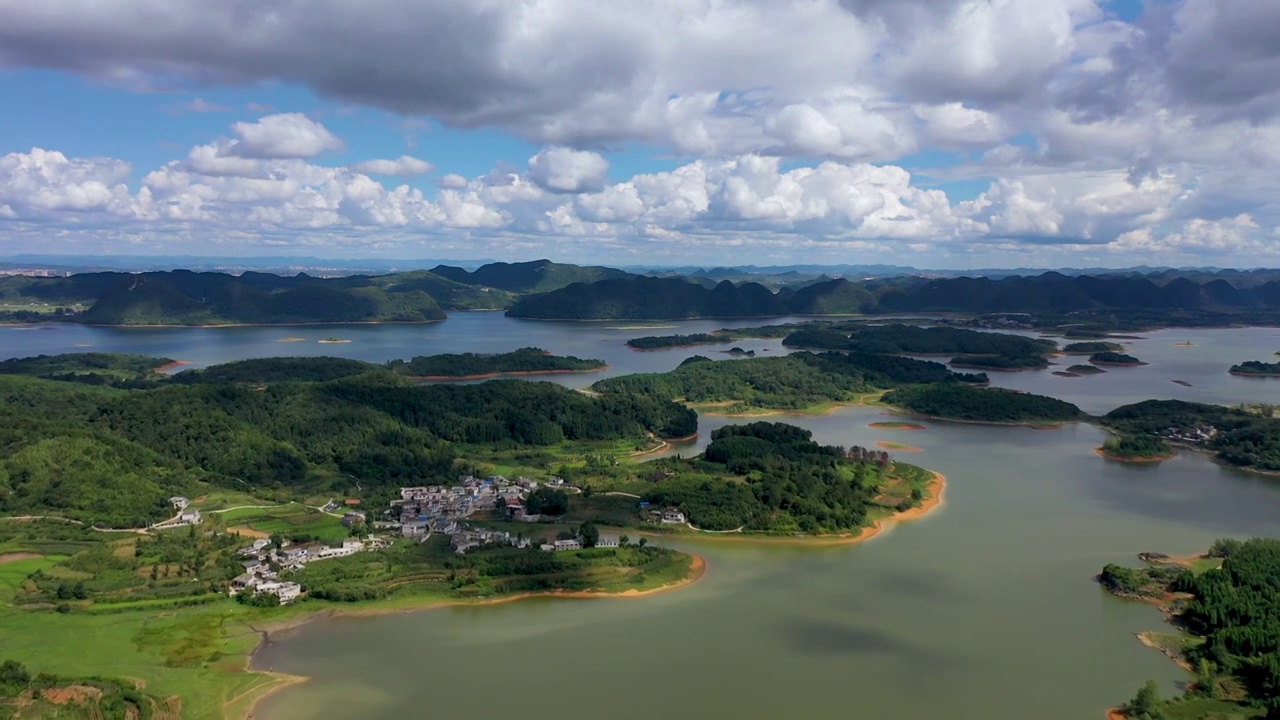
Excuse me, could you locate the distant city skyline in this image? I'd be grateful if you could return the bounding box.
[1,0,1277,267]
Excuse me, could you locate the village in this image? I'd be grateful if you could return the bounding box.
[226,473,691,605]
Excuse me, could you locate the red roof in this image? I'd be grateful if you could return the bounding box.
[344,498,361,506]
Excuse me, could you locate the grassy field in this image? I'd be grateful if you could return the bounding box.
[215,504,348,544]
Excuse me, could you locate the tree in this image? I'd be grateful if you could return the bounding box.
[579,522,600,548]
[1121,680,1164,719]
[620,534,630,545]
[638,537,647,547]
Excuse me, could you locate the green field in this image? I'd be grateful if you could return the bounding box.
[215,504,348,544]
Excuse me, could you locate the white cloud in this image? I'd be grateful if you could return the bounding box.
[349,156,434,176]
[226,114,343,159]
[527,147,609,193]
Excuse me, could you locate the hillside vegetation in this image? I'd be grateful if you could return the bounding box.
[0,361,696,527]
[882,384,1083,423]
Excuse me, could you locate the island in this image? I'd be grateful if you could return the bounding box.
[880,384,1082,425]
[593,350,986,414]
[385,347,607,380]
[626,333,729,350]
[1090,351,1147,367]
[1229,360,1280,377]
[1100,539,1277,719]
[1068,364,1106,374]
[1063,341,1125,353]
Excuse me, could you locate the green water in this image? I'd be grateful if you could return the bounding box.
[252,411,1280,720]
[7,318,1280,719]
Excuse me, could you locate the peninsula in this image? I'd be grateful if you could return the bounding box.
[1100,539,1278,719]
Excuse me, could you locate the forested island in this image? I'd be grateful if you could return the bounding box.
[1090,351,1147,367]
[1229,361,1280,377]
[1101,539,1280,719]
[384,347,606,379]
[626,333,728,350]
[1063,341,1125,353]
[881,384,1082,424]
[1103,400,1280,473]
[593,351,986,413]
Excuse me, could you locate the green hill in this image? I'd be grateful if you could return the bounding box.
[0,270,448,325]
[431,259,632,293]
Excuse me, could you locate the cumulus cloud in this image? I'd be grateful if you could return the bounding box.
[226,114,343,159]
[527,148,609,193]
[349,156,435,176]
[0,0,1278,263]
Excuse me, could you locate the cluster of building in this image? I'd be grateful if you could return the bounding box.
[1161,425,1218,444]
[379,475,568,548]
[229,534,389,604]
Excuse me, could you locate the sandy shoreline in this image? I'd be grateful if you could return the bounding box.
[876,440,922,452]
[412,365,609,381]
[153,360,190,373]
[239,553,706,719]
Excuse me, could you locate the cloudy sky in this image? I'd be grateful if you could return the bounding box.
[1,0,1278,268]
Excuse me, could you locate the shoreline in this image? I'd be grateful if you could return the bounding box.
[1228,370,1280,378]
[411,365,608,381]
[239,553,706,719]
[153,360,190,373]
[1094,448,1176,464]
[649,470,945,547]
[630,432,699,458]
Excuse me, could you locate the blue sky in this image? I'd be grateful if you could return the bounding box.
[0,0,1276,268]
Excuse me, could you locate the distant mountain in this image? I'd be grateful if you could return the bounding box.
[507,277,788,320]
[0,270,449,325]
[431,259,632,293]
[506,271,1280,320]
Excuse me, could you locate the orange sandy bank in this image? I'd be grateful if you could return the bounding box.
[240,552,706,719]
[658,471,946,547]
[1095,448,1175,463]
[1106,709,1126,720]
[413,366,608,381]
[876,440,923,452]
[153,360,190,373]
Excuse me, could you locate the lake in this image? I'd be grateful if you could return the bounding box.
[7,315,1280,719]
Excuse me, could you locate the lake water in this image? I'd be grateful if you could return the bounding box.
[7,315,1280,719]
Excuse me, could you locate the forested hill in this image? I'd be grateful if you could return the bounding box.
[0,362,696,527]
[430,259,633,293]
[507,272,1280,320]
[0,270,456,325]
[508,276,790,319]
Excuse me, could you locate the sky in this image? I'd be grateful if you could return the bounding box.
[0,0,1278,269]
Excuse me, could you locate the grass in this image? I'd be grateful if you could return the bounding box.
[1159,697,1263,720]
[215,504,347,544]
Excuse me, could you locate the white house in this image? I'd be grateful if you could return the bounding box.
[256,581,302,604]
[553,539,582,552]
[661,508,686,524]
[596,535,620,548]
